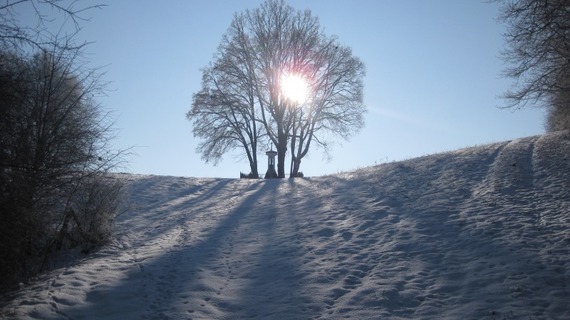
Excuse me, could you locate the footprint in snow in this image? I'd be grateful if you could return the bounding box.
[342,231,353,241]
[316,227,334,237]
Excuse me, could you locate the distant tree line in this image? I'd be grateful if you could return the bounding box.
[187,0,366,178]
[495,0,570,131]
[0,0,125,293]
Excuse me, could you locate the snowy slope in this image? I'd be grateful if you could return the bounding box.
[1,132,569,319]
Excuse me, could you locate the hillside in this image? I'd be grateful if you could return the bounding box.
[1,132,569,319]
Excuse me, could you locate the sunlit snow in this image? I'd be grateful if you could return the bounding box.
[1,132,569,319]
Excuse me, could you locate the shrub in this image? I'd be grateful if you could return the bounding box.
[0,48,126,293]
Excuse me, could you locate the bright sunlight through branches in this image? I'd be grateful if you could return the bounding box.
[281,73,309,104]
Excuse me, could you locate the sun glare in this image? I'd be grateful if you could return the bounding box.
[281,73,309,104]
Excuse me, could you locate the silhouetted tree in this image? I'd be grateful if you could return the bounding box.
[546,73,570,131]
[0,45,126,293]
[188,55,263,178]
[1,0,104,51]
[0,1,125,293]
[288,40,365,177]
[189,0,365,178]
[0,45,126,292]
[496,0,570,130]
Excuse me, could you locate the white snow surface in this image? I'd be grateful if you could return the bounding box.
[1,132,570,319]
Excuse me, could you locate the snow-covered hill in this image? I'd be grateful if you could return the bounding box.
[1,132,569,319]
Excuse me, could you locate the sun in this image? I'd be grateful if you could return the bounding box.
[281,73,309,104]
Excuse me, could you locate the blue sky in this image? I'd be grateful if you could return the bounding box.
[25,0,545,178]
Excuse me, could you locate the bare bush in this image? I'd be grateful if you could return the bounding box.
[0,46,125,294]
[55,175,125,254]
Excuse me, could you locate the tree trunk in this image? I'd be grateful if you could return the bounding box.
[244,141,259,178]
[276,131,287,178]
[291,157,301,178]
[249,161,259,178]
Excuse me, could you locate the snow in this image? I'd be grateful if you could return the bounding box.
[1,132,569,319]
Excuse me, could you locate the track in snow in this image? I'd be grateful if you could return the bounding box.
[1,132,569,319]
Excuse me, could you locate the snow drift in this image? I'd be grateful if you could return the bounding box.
[1,132,569,319]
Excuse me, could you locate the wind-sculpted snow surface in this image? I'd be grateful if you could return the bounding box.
[1,132,569,319]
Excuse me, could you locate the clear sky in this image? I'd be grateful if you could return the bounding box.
[28,0,546,178]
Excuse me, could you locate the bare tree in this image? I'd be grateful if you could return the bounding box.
[546,72,570,131]
[288,39,365,177]
[0,44,126,293]
[245,0,322,178]
[1,1,126,292]
[496,0,570,119]
[187,14,267,178]
[189,0,366,178]
[188,58,263,177]
[1,0,104,51]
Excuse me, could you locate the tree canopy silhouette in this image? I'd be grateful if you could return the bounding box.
[0,1,125,293]
[188,0,365,178]
[495,0,570,130]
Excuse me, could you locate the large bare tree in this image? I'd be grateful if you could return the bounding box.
[287,38,365,177]
[496,0,570,129]
[188,57,263,177]
[188,0,365,178]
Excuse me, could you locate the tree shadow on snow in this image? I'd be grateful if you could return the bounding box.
[69,178,316,319]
